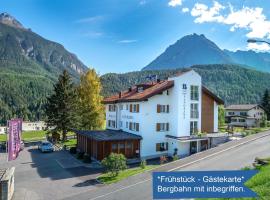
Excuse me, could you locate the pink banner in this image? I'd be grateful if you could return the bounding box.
[8,119,22,161]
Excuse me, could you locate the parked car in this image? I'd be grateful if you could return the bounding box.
[38,142,54,153]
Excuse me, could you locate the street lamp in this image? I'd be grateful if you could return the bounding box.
[247,39,270,45]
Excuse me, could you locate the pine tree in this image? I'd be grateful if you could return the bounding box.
[45,70,78,141]
[261,89,270,120]
[77,69,104,130]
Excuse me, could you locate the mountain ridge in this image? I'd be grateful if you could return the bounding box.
[142,33,270,73]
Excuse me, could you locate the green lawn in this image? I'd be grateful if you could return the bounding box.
[0,130,47,142]
[198,162,270,200]
[61,138,77,147]
[97,165,158,184]
[219,125,270,136]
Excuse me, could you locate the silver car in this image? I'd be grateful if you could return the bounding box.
[38,142,54,153]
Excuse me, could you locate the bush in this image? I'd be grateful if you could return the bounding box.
[140,160,146,169]
[69,147,77,154]
[173,155,179,161]
[83,154,91,163]
[101,153,127,176]
[76,152,84,159]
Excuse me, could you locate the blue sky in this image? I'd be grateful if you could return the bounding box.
[1,0,270,74]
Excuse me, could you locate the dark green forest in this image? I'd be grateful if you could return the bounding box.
[101,64,270,106]
[1,64,270,125]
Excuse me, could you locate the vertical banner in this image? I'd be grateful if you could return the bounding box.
[8,119,22,161]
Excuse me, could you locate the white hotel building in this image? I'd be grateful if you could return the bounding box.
[76,70,223,161]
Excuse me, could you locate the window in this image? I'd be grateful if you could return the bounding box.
[120,121,123,128]
[228,112,235,115]
[126,122,128,128]
[129,122,139,132]
[126,104,129,110]
[190,103,199,118]
[156,142,168,152]
[137,87,144,93]
[126,142,133,149]
[231,118,237,122]
[240,112,247,116]
[191,85,199,100]
[108,105,116,112]
[129,104,140,113]
[120,104,123,110]
[157,104,169,113]
[239,119,246,122]
[156,123,169,132]
[108,120,116,128]
[190,121,198,135]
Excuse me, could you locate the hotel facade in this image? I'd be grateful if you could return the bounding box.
[76,70,223,161]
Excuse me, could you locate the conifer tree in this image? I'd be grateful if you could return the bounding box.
[45,70,78,141]
[78,69,104,130]
[261,89,270,120]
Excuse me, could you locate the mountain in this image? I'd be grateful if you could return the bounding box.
[101,64,270,105]
[224,50,270,72]
[0,13,88,125]
[142,34,233,71]
[142,33,270,72]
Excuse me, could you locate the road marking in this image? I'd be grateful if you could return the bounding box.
[89,132,270,200]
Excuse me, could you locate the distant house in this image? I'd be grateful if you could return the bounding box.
[0,126,7,135]
[75,70,224,161]
[22,121,47,131]
[225,104,265,127]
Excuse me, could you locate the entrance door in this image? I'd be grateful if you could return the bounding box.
[118,142,125,155]
[190,141,197,155]
[125,142,133,158]
[200,140,208,151]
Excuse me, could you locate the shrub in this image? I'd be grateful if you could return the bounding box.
[101,153,127,176]
[76,152,84,159]
[83,154,91,163]
[140,160,146,169]
[173,155,179,161]
[69,147,77,154]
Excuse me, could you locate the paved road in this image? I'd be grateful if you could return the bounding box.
[65,131,270,200]
[0,146,103,200]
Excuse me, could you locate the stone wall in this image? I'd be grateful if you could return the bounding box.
[0,167,15,200]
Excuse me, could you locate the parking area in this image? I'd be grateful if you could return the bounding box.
[0,146,104,200]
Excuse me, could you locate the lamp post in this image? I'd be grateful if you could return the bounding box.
[247,39,270,46]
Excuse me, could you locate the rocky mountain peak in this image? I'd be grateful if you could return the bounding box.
[0,12,25,29]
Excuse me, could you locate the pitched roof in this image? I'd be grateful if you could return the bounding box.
[103,80,174,104]
[74,129,142,141]
[225,104,259,110]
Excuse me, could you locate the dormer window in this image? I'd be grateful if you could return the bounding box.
[137,87,144,93]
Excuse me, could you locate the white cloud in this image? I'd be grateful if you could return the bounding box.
[168,0,182,7]
[191,1,225,23]
[190,1,270,39]
[82,31,103,38]
[118,39,138,44]
[182,7,189,13]
[75,16,104,23]
[247,43,270,51]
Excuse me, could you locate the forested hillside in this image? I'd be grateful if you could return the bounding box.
[101,64,270,105]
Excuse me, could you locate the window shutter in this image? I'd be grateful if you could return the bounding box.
[156,143,160,151]
[130,104,132,112]
[136,123,139,131]
[156,123,160,131]
[136,104,140,113]
[166,123,169,131]
[157,105,161,113]
[167,105,169,113]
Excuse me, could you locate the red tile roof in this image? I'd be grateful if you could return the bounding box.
[103,80,174,104]
[103,79,224,105]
